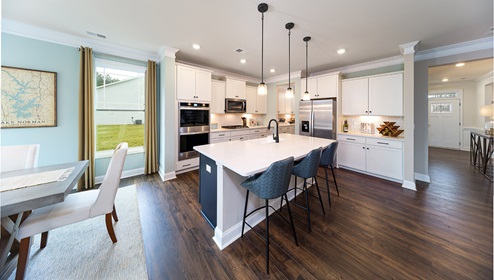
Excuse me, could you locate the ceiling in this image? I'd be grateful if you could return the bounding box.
[2,0,493,80]
[428,58,493,85]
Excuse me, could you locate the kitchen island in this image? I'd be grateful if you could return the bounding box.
[194,133,335,249]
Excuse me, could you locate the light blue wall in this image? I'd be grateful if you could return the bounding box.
[1,33,79,166]
[2,33,147,178]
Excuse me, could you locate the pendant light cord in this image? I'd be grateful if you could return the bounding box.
[305,40,308,91]
[261,12,264,84]
[288,28,291,87]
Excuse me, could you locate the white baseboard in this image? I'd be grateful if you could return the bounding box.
[402,180,417,191]
[414,173,431,183]
[158,165,177,181]
[95,167,144,185]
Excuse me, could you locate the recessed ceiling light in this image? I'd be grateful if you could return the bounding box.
[442,78,449,82]
[455,63,465,67]
[192,44,201,50]
[337,49,346,54]
[270,69,275,73]
[240,59,247,64]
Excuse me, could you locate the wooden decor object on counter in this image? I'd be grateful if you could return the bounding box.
[377,121,404,137]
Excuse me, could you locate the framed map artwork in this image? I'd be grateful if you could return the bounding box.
[1,66,57,128]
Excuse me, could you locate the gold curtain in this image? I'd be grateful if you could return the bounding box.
[78,46,95,190]
[144,60,158,174]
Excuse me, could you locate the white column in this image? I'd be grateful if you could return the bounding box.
[399,41,419,191]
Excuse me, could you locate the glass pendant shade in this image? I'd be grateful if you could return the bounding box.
[285,87,294,98]
[258,82,267,95]
[302,91,310,100]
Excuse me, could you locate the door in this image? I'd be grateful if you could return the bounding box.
[428,99,461,149]
[312,99,335,139]
[299,100,312,136]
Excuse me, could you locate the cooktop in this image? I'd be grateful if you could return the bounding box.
[221,125,249,129]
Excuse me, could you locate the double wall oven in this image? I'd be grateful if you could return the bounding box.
[179,102,209,161]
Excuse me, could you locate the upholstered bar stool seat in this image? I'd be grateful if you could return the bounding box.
[285,147,325,233]
[241,156,297,274]
[320,141,340,207]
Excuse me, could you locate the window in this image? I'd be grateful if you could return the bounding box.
[95,59,146,156]
[430,103,452,114]
[428,92,457,99]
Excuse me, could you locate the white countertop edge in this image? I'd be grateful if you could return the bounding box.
[211,123,295,132]
[337,132,405,141]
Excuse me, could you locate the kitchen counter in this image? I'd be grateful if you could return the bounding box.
[210,123,294,133]
[194,134,334,249]
[338,132,404,141]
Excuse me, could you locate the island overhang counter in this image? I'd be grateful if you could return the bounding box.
[194,133,335,249]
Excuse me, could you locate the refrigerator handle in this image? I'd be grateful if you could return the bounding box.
[310,111,314,137]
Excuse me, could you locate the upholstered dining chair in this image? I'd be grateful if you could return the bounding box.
[0,144,40,172]
[320,141,339,207]
[15,142,128,280]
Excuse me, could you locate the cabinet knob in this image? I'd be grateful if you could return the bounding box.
[362,147,365,149]
[369,111,372,113]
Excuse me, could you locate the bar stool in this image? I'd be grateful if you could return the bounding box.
[241,156,297,275]
[320,141,339,207]
[284,147,325,233]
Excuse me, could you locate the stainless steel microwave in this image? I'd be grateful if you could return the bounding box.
[225,98,246,113]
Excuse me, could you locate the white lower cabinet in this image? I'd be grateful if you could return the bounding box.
[210,126,293,143]
[337,134,403,181]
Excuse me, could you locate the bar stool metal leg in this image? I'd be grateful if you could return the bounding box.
[265,199,270,274]
[285,194,298,246]
[303,179,311,233]
[330,164,339,196]
[241,190,250,237]
[314,176,325,216]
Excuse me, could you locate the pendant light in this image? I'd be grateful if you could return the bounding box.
[285,22,294,99]
[257,3,268,96]
[302,36,311,101]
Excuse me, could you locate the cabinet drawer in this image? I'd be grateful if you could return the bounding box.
[251,128,268,134]
[211,131,231,139]
[230,130,251,137]
[366,138,403,149]
[210,137,230,144]
[176,157,199,170]
[337,135,366,144]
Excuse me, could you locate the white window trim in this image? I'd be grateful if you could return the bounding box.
[95,146,144,159]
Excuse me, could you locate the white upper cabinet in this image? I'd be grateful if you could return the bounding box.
[176,65,212,102]
[246,86,267,114]
[225,78,246,99]
[211,80,226,114]
[342,78,369,115]
[278,92,294,114]
[342,72,403,116]
[301,73,339,99]
[368,73,403,116]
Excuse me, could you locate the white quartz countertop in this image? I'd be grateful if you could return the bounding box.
[211,123,294,133]
[338,132,405,141]
[194,133,335,177]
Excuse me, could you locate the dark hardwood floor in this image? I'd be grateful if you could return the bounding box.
[127,147,492,279]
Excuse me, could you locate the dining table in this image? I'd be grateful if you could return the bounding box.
[0,160,88,280]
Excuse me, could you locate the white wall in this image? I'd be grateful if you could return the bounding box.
[476,74,494,127]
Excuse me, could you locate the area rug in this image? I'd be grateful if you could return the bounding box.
[9,185,148,280]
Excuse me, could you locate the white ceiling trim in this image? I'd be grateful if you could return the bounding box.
[1,19,178,62]
[312,55,404,76]
[265,71,302,84]
[415,37,493,61]
[400,41,420,55]
[176,60,258,83]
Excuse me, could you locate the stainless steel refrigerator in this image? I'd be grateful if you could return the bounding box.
[299,99,337,139]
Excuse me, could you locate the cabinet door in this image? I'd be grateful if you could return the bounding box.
[195,70,211,102]
[256,92,267,114]
[236,81,246,99]
[246,86,257,114]
[176,66,196,100]
[337,140,366,170]
[278,92,286,114]
[226,79,246,99]
[308,77,318,99]
[366,145,403,180]
[342,78,368,115]
[285,95,294,114]
[317,74,338,98]
[211,80,226,114]
[368,73,403,116]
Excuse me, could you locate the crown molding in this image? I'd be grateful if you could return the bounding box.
[415,37,493,61]
[312,55,404,76]
[265,71,302,84]
[175,60,258,83]
[476,71,494,83]
[1,19,176,62]
[158,46,179,61]
[400,41,420,55]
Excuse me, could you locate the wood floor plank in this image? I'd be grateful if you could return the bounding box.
[133,147,492,279]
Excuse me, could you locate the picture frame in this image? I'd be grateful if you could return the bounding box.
[1,66,57,128]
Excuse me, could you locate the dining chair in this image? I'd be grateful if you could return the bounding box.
[0,144,40,172]
[320,141,339,207]
[15,142,128,280]
[240,156,297,274]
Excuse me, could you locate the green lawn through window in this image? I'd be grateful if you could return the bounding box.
[97,124,144,151]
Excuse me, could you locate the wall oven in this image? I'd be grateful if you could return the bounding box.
[179,102,210,161]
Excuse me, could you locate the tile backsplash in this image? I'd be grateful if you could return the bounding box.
[210,113,267,127]
[341,115,405,137]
